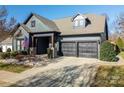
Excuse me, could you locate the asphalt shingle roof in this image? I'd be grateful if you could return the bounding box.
[53,14,106,35]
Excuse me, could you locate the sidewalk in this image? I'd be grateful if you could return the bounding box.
[0,71,19,86]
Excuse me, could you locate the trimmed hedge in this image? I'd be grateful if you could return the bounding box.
[100,41,118,62]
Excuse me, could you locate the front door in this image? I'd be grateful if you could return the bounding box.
[36,37,49,54]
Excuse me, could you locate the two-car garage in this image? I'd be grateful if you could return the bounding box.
[61,41,99,58]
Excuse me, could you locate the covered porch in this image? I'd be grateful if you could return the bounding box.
[29,31,60,55]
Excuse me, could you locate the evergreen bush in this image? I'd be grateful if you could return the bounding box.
[100,41,118,62]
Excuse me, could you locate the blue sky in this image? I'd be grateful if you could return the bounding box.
[2,5,124,33]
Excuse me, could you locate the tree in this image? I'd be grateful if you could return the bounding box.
[0,6,16,32]
[0,6,7,31]
[113,13,124,39]
[7,17,16,31]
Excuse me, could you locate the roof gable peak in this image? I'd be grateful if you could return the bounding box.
[71,13,88,21]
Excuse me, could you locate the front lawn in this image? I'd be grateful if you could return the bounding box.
[119,52,124,59]
[0,62,31,73]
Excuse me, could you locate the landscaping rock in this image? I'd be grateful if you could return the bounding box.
[0,54,57,67]
[4,59,18,64]
[12,64,99,87]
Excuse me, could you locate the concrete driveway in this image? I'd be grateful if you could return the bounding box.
[0,56,124,86]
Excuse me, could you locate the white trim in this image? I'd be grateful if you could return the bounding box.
[33,33,53,37]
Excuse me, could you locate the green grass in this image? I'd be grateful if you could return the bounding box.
[0,63,31,73]
[119,52,124,59]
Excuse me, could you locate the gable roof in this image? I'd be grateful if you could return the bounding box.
[21,24,31,32]
[24,13,59,32]
[53,14,106,35]
[10,24,31,36]
[12,13,107,36]
[71,13,88,21]
[1,36,12,44]
[0,30,10,43]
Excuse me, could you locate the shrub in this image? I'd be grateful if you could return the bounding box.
[0,52,10,59]
[0,47,2,52]
[47,48,53,59]
[6,48,11,52]
[100,41,118,62]
[15,55,24,61]
[10,51,18,58]
[116,37,124,51]
[19,50,28,55]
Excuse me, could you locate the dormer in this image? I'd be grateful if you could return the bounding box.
[72,13,88,28]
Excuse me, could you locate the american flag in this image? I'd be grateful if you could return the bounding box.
[23,36,29,48]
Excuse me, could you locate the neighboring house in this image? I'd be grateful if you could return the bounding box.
[1,37,12,52]
[0,31,12,52]
[12,13,108,58]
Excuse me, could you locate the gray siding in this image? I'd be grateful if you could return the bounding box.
[61,36,101,42]
[13,26,29,51]
[25,15,50,32]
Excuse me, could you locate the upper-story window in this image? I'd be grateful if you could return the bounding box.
[73,19,85,28]
[72,14,88,29]
[80,20,85,26]
[31,20,35,27]
[74,20,79,27]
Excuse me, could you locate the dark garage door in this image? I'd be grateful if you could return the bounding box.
[61,41,98,58]
[61,42,76,56]
[78,42,98,58]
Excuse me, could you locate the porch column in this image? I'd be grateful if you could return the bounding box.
[51,34,54,47]
[51,33,55,58]
[30,35,36,55]
[32,36,34,47]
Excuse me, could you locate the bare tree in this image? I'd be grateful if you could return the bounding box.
[113,13,124,39]
[0,6,16,32]
[7,17,16,31]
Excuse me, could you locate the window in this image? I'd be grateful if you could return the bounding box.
[16,39,24,51]
[74,20,78,27]
[31,20,35,27]
[73,19,85,28]
[80,20,85,26]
